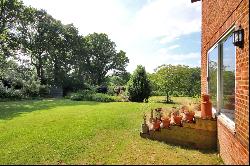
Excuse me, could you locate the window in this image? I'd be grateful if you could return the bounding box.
[222,35,235,111]
[207,28,235,123]
[208,46,218,109]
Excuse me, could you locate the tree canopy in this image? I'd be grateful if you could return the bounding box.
[0,0,129,97]
[149,64,201,103]
[127,65,152,102]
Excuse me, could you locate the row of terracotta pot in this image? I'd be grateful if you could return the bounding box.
[181,110,195,123]
[148,109,196,131]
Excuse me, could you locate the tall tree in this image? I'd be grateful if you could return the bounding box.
[0,0,24,75]
[71,36,88,85]
[46,21,80,86]
[0,0,24,52]
[107,71,131,86]
[127,65,151,102]
[18,8,53,84]
[84,33,129,85]
[1,1,131,97]
[150,64,201,102]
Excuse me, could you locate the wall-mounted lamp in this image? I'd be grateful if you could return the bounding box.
[233,25,244,48]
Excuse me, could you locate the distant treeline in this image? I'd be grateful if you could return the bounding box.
[0,0,129,98]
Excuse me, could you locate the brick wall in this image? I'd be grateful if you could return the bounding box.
[217,119,249,164]
[201,0,249,164]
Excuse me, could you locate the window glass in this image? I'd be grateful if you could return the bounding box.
[222,34,235,110]
[208,46,218,108]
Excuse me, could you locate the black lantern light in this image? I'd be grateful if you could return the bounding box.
[233,25,244,48]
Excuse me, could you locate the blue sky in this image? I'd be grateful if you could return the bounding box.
[22,0,202,73]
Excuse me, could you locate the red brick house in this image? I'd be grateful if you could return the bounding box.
[192,0,249,164]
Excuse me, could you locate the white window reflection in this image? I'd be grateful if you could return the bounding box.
[208,31,235,122]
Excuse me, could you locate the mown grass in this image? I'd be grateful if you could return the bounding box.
[0,97,223,165]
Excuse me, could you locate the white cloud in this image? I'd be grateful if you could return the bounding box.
[115,0,201,72]
[22,0,129,35]
[22,0,201,73]
[166,45,180,51]
[127,51,201,73]
[128,0,201,42]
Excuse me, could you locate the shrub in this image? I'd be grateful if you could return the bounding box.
[126,65,152,102]
[91,93,116,102]
[114,86,126,96]
[0,76,51,99]
[70,90,93,101]
[84,83,97,92]
[96,86,108,94]
[70,90,122,102]
[0,82,6,98]
[70,93,84,101]
[0,82,26,99]
[1,88,24,100]
[39,85,50,97]
[12,79,24,89]
[8,89,25,99]
[23,79,40,97]
[107,86,116,96]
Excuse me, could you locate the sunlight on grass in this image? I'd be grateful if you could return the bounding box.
[0,98,223,165]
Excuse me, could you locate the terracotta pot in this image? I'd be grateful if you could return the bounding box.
[161,117,170,128]
[201,101,212,119]
[153,119,161,130]
[174,116,182,126]
[184,112,195,123]
[202,94,210,102]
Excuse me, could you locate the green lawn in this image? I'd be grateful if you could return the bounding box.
[0,98,223,165]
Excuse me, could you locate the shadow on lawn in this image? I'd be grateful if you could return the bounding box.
[170,142,218,155]
[145,138,218,155]
[0,99,99,120]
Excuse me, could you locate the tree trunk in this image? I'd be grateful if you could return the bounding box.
[166,91,170,103]
[54,64,59,86]
[40,68,46,85]
[36,65,41,81]
[36,54,46,84]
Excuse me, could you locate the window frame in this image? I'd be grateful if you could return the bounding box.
[207,44,219,111]
[206,25,236,131]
